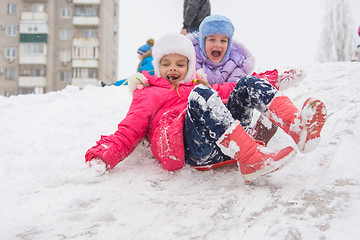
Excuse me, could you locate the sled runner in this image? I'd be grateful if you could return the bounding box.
[192,159,237,171]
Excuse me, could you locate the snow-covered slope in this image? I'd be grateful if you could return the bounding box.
[1,63,359,240]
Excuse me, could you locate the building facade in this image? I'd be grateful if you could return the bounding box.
[0,0,118,96]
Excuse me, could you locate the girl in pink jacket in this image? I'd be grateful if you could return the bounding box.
[86,33,327,183]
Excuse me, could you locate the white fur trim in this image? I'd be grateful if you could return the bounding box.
[152,33,196,83]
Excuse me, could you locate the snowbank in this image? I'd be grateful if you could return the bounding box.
[1,63,360,239]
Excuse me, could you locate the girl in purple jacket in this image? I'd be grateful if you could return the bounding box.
[191,15,305,90]
[86,33,327,183]
[189,15,305,145]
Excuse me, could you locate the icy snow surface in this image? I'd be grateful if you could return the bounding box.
[1,63,360,240]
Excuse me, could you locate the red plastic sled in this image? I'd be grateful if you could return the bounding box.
[192,159,237,171]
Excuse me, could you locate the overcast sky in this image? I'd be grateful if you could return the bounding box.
[117,0,360,79]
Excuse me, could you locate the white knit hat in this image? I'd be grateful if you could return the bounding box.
[152,33,196,83]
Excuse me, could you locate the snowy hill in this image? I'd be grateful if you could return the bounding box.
[1,62,360,240]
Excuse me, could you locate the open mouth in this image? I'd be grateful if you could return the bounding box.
[167,75,180,82]
[211,50,221,57]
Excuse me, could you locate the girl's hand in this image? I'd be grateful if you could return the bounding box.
[128,72,150,95]
[192,78,211,87]
[194,68,211,87]
[86,157,108,177]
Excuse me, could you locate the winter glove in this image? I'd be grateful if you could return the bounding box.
[127,72,149,95]
[193,68,211,87]
[86,157,107,177]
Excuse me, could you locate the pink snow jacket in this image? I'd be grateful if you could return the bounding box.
[85,71,236,171]
[189,35,255,85]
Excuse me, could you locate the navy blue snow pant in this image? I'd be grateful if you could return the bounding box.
[184,76,277,166]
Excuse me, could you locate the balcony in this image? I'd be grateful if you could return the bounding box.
[73,16,99,26]
[20,34,48,42]
[19,23,48,34]
[18,76,46,88]
[72,38,99,66]
[73,37,99,46]
[73,0,100,4]
[72,59,98,68]
[22,0,47,2]
[20,55,47,64]
[21,12,48,21]
[72,78,98,88]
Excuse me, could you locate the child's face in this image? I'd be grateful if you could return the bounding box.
[204,34,229,63]
[159,54,189,85]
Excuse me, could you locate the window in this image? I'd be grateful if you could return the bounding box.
[72,46,98,59]
[5,90,16,97]
[113,3,118,16]
[6,68,16,79]
[74,5,98,17]
[59,50,71,63]
[19,87,43,95]
[23,43,46,55]
[6,25,17,36]
[8,4,17,15]
[19,88,35,95]
[31,3,44,12]
[60,29,71,40]
[5,48,16,60]
[20,66,46,77]
[83,29,96,38]
[60,8,72,18]
[23,23,46,33]
[60,71,71,82]
[72,68,97,79]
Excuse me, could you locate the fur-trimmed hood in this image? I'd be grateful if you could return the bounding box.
[199,15,235,63]
[188,34,255,85]
[152,33,196,83]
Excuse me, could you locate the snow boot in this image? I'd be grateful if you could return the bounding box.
[267,95,327,153]
[251,69,280,90]
[251,115,278,146]
[277,69,306,91]
[251,68,305,91]
[216,120,296,183]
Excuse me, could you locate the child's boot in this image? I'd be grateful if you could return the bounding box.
[250,115,278,146]
[278,69,306,91]
[216,120,296,183]
[267,95,327,153]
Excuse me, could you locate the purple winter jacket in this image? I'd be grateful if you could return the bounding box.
[190,35,255,85]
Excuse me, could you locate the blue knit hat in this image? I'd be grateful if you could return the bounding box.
[199,15,234,62]
[137,39,154,55]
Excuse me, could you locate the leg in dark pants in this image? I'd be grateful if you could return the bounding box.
[184,76,278,166]
[226,75,277,130]
[184,85,233,166]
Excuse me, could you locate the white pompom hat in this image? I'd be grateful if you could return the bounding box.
[152,33,196,83]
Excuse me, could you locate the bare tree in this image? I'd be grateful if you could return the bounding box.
[318,0,355,62]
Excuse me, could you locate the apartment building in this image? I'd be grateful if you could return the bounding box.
[0,0,118,96]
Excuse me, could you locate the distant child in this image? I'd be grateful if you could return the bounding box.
[351,44,360,62]
[136,38,155,75]
[110,39,155,86]
[189,15,305,145]
[86,33,327,183]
